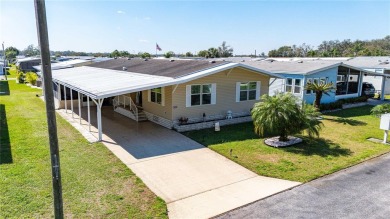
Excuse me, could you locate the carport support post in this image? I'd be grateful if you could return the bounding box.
[92,98,104,141]
[78,92,81,124]
[64,86,67,113]
[70,88,74,118]
[384,130,388,144]
[87,97,91,131]
[57,83,61,109]
[381,77,386,101]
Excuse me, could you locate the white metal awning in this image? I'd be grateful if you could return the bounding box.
[52,66,175,99]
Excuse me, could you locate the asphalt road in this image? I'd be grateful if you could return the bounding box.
[218,152,390,219]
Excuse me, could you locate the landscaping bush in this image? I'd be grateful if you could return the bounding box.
[339,96,368,104]
[319,96,368,112]
[319,101,343,111]
[25,72,38,85]
[16,71,25,83]
[371,103,390,117]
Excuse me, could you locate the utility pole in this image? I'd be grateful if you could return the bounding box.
[2,42,6,80]
[34,0,64,218]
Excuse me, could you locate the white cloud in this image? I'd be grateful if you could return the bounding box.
[117,10,125,14]
[139,39,149,43]
[144,17,151,20]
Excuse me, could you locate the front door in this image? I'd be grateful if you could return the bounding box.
[136,91,143,106]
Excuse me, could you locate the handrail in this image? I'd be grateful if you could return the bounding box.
[114,95,139,121]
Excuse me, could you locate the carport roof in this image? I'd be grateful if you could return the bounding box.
[52,62,281,99]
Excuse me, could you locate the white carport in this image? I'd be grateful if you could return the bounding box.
[52,66,175,141]
[360,69,388,100]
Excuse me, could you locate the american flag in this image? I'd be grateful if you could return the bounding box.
[156,43,162,51]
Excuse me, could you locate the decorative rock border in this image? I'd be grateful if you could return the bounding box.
[264,136,303,148]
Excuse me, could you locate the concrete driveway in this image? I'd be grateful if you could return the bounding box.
[218,152,390,219]
[58,107,300,219]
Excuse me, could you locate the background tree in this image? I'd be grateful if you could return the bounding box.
[305,81,335,109]
[164,51,175,58]
[110,50,120,58]
[207,47,219,58]
[251,93,323,142]
[185,52,193,57]
[22,44,40,57]
[197,50,208,57]
[218,41,233,57]
[5,46,20,62]
[140,52,151,59]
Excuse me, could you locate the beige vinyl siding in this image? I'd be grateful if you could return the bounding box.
[142,86,173,120]
[172,67,270,121]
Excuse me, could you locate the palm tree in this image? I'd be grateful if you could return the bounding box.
[305,81,335,109]
[251,93,323,142]
[218,41,233,57]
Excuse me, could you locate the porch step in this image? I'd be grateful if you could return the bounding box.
[137,111,148,122]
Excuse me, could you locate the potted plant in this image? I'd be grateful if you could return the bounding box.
[179,117,188,125]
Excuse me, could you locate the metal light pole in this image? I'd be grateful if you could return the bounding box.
[34,0,64,218]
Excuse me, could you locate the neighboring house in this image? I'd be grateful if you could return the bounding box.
[32,59,94,72]
[48,58,281,140]
[242,60,384,104]
[16,57,41,72]
[345,56,390,95]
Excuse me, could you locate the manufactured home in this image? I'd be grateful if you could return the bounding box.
[48,58,281,140]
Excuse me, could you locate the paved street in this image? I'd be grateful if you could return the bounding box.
[218,152,390,219]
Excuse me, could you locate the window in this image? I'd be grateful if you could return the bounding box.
[286,78,293,93]
[149,87,164,106]
[191,84,211,106]
[150,87,162,104]
[236,81,260,102]
[294,79,301,94]
[239,82,257,101]
[336,66,360,96]
[286,78,302,94]
[186,84,216,107]
[306,78,312,95]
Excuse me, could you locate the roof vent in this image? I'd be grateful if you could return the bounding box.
[170,59,175,62]
[297,60,303,63]
[241,60,245,62]
[209,60,216,63]
[127,58,131,60]
[122,67,127,71]
[144,58,148,61]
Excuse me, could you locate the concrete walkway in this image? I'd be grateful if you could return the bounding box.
[58,106,300,219]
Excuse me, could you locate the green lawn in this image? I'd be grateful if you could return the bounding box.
[0,81,167,218]
[184,106,390,182]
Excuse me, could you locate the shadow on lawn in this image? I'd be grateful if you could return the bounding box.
[0,104,12,164]
[0,81,10,96]
[324,117,367,126]
[282,136,352,157]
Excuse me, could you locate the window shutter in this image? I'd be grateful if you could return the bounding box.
[186,85,191,107]
[148,90,151,102]
[161,87,165,106]
[256,81,261,100]
[211,83,217,104]
[236,82,241,102]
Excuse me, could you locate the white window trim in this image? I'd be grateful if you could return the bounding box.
[148,87,165,106]
[236,81,261,102]
[186,83,216,107]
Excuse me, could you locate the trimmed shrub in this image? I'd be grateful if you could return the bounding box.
[16,71,25,83]
[25,72,38,85]
[319,96,368,112]
[371,104,390,117]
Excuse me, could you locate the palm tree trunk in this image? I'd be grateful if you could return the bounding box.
[279,129,289,141]
[314,91,323,109]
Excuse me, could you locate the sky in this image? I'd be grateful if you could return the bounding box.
[0,0,389,55]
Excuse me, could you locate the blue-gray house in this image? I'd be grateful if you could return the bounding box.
[242,60,384,104]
